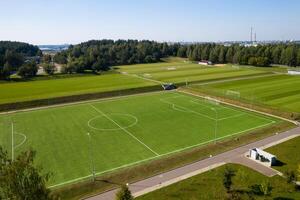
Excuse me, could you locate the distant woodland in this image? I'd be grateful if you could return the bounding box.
[1,40,300,80]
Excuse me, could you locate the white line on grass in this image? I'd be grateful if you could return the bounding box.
[48,119,275,189]
[89,104,159,156]
[188,93,276,124]
[160,98,215,120]
[14,132,27,149]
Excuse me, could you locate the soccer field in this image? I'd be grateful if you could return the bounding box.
[190,74,300,113]
[0,91,279,187]
[117,61,271,84]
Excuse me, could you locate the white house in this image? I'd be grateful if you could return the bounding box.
[249,148,277,167]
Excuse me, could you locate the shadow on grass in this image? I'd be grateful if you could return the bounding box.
[274,160,286,167]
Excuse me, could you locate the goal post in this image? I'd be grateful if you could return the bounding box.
[226,90,240,99]
[204,96,220,105]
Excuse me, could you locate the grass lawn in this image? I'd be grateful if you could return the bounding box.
[189,74,300,113]
[0,91,278,187]
[267,136,300,173]
[0,73,156,105]
[136,164,300,200]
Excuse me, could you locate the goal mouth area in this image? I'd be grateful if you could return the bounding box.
[225,90,241,98]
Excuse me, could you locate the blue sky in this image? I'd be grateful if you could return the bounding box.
[0,0,299,44]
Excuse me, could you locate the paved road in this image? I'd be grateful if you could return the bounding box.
[86,126,300,200]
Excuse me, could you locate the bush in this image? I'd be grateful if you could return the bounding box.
[17,61,38,78]
[115,185,133,200]
[42,63,56,75]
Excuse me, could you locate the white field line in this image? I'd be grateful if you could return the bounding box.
[180,89,294,125]
[49,118,275,189]
[89,104,159,156]
[160,98,215,120]
[190,99,271,123]
[193,73,278,86]
[121,72,165,85]
[218,113,246,121]
[14,132,27,149]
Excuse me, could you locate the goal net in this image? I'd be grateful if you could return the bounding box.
[204,96,220,105]
[226,90,240,99]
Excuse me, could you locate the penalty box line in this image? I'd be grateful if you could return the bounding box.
[89,104,160,156]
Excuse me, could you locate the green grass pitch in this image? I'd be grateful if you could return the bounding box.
[190,74,300,113]
[0,91,279,187]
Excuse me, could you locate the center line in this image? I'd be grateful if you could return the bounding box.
[89,104,159,156]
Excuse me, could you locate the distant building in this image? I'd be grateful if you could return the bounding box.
[249,148,277,167]
[198,60,213,65]
[288,70,300,75]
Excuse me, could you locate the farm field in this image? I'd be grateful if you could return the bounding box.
[136,164,300,200]
[0,73,156,105]
[117,60,272,84]
[189,74,300,113]
[0,91,279,187]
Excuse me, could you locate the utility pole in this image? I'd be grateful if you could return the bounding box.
[11,122,14,161]
[211,108,218,144]
[87,132,96,181]
[250,27,253,43]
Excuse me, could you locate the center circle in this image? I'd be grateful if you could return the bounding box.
[88,113,138,131]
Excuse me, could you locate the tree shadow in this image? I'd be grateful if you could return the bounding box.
[273,197,294,200]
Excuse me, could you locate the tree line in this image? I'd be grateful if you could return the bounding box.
[53,39,180,73]
[0,41,41,79]
[177,43,300,67]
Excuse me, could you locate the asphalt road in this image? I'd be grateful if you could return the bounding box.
[86,126,300,200]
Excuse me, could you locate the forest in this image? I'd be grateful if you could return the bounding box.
[0,41,41,79]
[54,40,300,74]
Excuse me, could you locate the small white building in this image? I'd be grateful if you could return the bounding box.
[288,70,300,75]
[198,60,213,66]
[249,148,277,167]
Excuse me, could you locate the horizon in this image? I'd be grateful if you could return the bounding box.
[1,0,300,45]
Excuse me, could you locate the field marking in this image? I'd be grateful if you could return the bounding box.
[187,92,276,124]
[14,132,27,149]
[48,118,275,189]
[193,73,278,86]
[87,113,138,131]
[89,104,159,156]
[160,98,215,121]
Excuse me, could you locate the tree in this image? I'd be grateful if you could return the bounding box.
[0,146,54,200]
[223,167,236,193]
[0,62,12,79]
[17,61,38,78]
[248,57,257,66]
[42,54,52,64]
[260,181,272,196]
[42,63,56,75]
[225,47,234,63]
[285,170,297,184]
[115,185,133,200]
